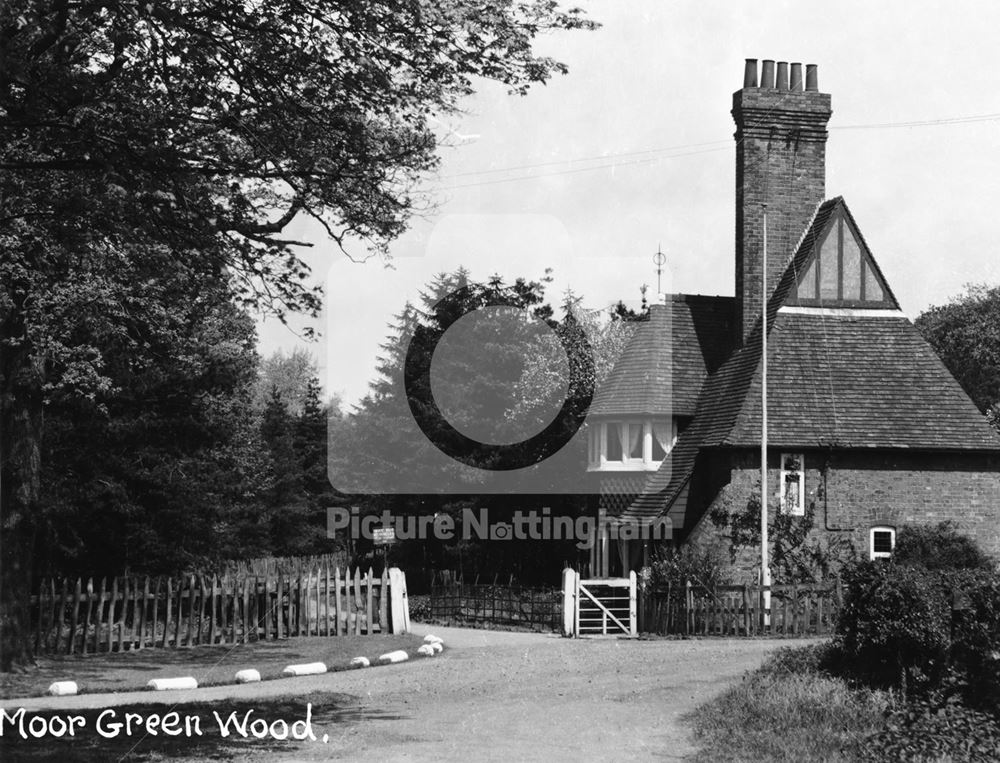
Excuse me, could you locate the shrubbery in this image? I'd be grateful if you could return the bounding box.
[838,561,953,694]
[837,561,1000,713]
[893,521,994,571]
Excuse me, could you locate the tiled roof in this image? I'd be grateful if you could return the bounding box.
[614,197,1000,526]
[589,296,733,417]
[726,312,1000,449]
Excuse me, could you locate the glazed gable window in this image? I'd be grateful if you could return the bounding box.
[780,453,805,516]
[792,210,891,307]
[588,420,677,471]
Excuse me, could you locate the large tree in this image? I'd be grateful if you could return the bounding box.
[915,283,1000,429]
[0,0,595,668]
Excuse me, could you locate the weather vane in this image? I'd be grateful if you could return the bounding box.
[653,244,666,295]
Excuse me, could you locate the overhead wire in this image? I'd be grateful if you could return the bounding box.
[432,109,1000,190]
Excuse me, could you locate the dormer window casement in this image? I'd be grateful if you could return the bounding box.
[790,209,893,308]
[588,419,677,471]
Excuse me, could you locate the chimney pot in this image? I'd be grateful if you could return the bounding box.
[790,63,803,91]
[776,61,789,90]
[805,64,818,91]
[743,58,758,88]
[760,59,775,89]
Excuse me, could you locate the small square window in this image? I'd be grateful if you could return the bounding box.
[870,527,895,560]
[780,453,805,516]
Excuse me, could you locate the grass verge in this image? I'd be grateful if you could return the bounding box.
[687,644,895,762]
[0,634,425,700]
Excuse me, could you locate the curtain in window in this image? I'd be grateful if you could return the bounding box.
[628,423,643,459]
[652,421,673,455]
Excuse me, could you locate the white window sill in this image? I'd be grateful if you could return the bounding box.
[588,461,663,473]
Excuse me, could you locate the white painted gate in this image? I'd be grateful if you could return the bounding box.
[562,569,636,637]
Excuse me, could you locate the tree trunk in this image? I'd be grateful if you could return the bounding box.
[0,320,43,671]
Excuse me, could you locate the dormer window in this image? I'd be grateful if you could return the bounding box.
[791,209,892,308]
[588,419,677,471]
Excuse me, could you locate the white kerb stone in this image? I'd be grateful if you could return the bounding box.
[378,650,409,664]
[282,662,327,677]
[234,669,261,683]
[147,677,198,691]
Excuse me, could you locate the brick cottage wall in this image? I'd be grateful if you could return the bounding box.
[683,448,1000,581]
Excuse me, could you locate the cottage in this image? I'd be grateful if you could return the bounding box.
[587,59,1000,579]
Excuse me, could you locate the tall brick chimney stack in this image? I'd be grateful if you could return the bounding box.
[733,58,832,343]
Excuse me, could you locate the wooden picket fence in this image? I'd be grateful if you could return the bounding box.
[639,580,843,637]
[30,567,398,655]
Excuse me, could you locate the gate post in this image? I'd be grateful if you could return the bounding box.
[388,568,410,634]
[629,571,637,637]
[562,568,577,637]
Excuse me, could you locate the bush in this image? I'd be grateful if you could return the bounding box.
[949,569,1000,714]
[838,562,952,693]
[838,562,1000,713]
[894,522,994,571]
[646,544,730,590]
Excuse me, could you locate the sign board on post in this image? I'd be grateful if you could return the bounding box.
[373,527,396,546]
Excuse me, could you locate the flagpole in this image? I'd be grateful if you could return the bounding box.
[761,203,771,625]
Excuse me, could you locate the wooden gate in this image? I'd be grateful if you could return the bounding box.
[562,569,636,637]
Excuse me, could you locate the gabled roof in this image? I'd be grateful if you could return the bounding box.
[616,197,1000,525]
[589,296,733,418]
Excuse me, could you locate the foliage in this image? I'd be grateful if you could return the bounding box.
[1,0,595,667]
[2,0,597,266]
[863,697,1000,763]
[708,478,856,583]
[254,348,319,416]
[893,521,994,571]
[645,544,731,591]
[259,379,343,558]
[837,561,953,695]
[508,289,645,427]
[30,264,270,578]
[915,284,1000,423]
[330,269,595,583]
[837,561,1000,713]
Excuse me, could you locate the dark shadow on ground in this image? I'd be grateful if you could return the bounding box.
[1,691,403,761]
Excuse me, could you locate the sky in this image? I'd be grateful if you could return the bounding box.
[258,0,1000,407]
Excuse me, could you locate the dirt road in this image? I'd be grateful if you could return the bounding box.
[2,627,795,761]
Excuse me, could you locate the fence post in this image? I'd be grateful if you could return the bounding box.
[388,568,410,634]
[685,580,692,636]
[561,567,576,637]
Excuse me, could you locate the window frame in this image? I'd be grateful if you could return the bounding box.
[588,419,677,472]
[788,210,895,309]
[779,452,805,516]
[869,526,896,561]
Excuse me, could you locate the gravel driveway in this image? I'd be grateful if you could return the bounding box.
[2,626,796,761]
